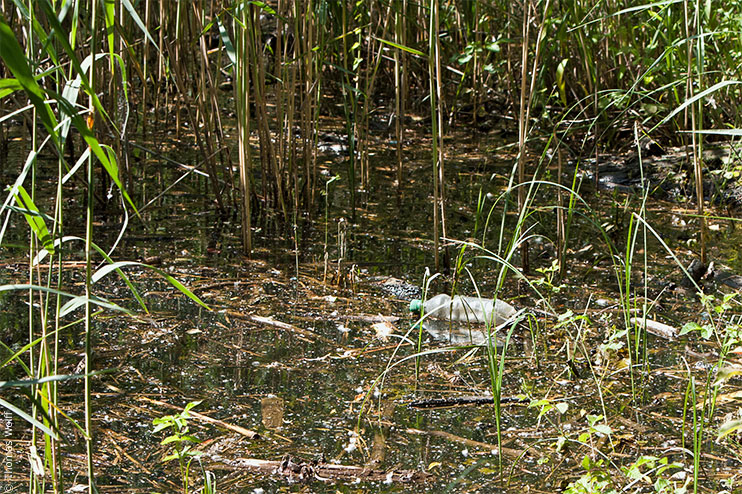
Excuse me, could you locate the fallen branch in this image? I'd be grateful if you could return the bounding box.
[409,395,527,409]
[629,317,678,340]
[225,310,335,343]
[141,397,260,440]
[215,455,432,483]
[406,428,522,458]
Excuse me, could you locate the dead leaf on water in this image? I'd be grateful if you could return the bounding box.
[714,366,742,386]
[372,320,396,341]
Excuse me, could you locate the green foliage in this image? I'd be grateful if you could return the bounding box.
[9,185,55,255]
[566,455,685,494]
[564,457,617,494]
[717,418,742,440]
[599,327,627,353]
[528,397,568,419]
[578,414,612,443]
[680,293,739,341]
[153,401,204,493]
[554,309,591,330]
[533,259,565,297]
[454,38,500,65]
[679,320,713,340]
[622,455,685,493]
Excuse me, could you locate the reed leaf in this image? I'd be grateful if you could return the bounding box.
[0,397,57,438]
[10,185,55,255]
[0,284,131,314]
[121,0,160,52]
[0,18,60,147]
[657,80,741,127]
[91,261,210,310]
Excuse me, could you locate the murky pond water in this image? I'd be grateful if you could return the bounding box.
[2,126,742,492]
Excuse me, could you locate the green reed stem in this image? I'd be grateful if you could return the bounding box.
[84,1,97,489]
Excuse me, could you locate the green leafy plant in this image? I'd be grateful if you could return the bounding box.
[580,414,612,443]
[533,259,566,307]
[566,454,686,494]
[153,401,204,494]
[565,456,617,494]
[622,455,685,494]
[680,293,739,342]
[533,259,563,292]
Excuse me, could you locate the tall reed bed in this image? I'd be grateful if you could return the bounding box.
[3,1,741,254]
[1,3,206,491]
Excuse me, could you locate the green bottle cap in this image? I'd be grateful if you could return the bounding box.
[409,299,422,312]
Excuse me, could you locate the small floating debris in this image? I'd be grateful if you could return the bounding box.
[629,317,678,340]
[225,310,333,343]
[372,320,395,341]
[405,428,522,458]
[338,314,399,323]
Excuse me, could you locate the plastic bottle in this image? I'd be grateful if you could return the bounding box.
[409,294,517,326]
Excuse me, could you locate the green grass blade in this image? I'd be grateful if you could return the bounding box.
[570,0,683,30]
[0,77,23,98]
[11,185,55,255]
[372,36,426,57]
[103,0,116,72]
[121,0,160,52]
[0,397,57,438]
[657,80,742,128]
[52,92,139,216]
[0,284,131,315]
[33,236,149,313]
[1,371,110,388]
[37,0,112,126]
[59,295,130,317]
[0,135,52,246]
[90,260,209,310]
[680,129,742,136]
[217,18,236,66]
[718,419,742,440]
[0,18,60,148]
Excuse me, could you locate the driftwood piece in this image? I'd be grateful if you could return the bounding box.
[219,455,432,483]
[629,317,678,340]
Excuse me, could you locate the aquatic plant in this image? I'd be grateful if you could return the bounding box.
[152,401,205,494]
[0,5,208,492]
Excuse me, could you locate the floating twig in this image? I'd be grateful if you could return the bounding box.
[215,455,432,483]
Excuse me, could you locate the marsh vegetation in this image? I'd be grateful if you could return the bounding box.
[2,0,742,492]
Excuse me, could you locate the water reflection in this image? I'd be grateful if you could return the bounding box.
[421,319,505,347]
